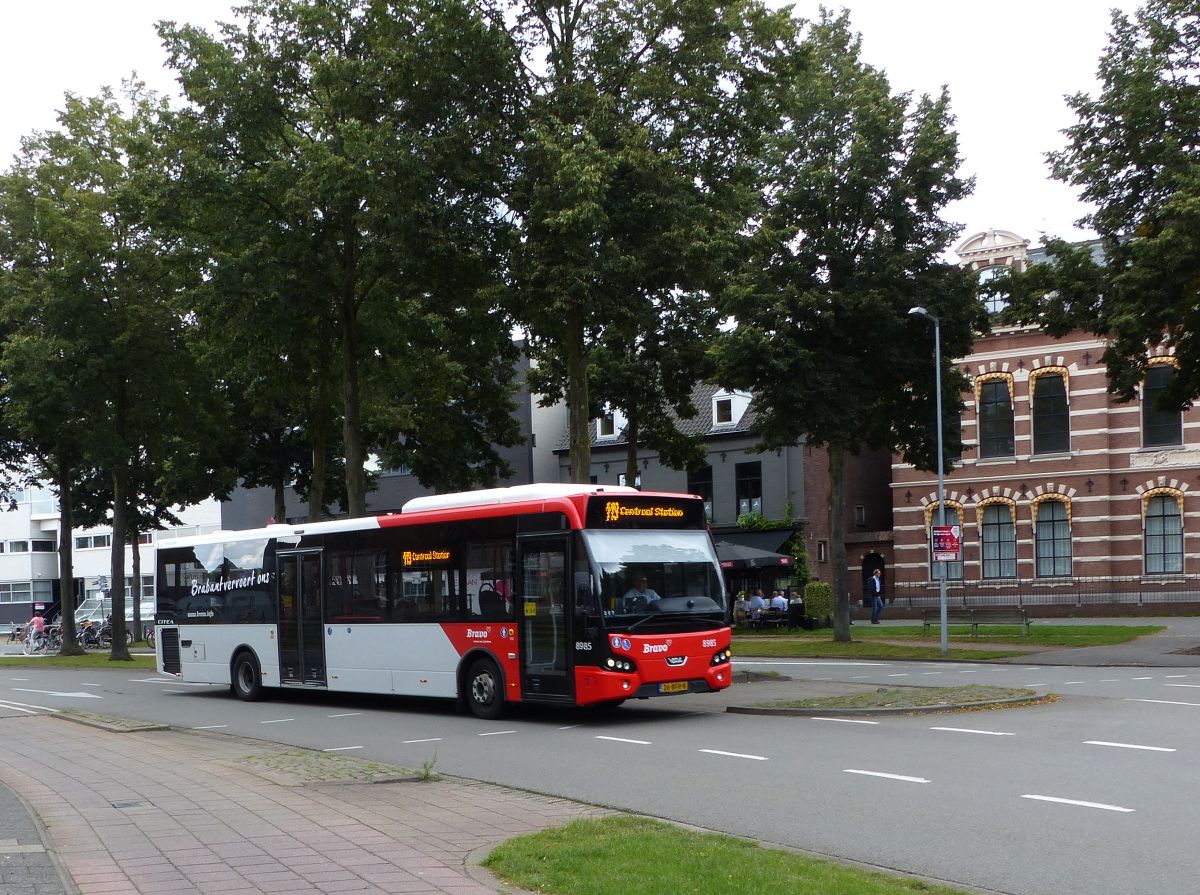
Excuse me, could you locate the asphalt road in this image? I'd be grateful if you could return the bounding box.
[2,659,1197,895]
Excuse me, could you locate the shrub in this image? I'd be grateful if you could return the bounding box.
[803,580,833,625]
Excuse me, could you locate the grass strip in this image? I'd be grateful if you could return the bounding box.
[762,684,1034,710]
[731,639,1021,660]
[485,815,969,895]
[736,624,1164,647]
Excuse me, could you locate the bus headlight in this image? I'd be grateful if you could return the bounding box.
[710,649,732,666]
[605,656,637,673]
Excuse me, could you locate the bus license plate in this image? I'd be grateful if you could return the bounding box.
[659,681,689,694]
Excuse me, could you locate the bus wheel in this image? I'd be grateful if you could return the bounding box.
[231,651,263,701]
[467,658,505,720]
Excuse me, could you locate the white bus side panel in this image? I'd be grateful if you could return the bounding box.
[171,625,281,688]
[324,624,460,698]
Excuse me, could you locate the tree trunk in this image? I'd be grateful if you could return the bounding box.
[624,408,639,487]
[109,466,132,661]
[309,414,328,523]
[339,246,367,517]
[130,525,142,642]
[272,468,287,525]
[566,307,591,483]
[828,443,851,643]
[54,458,84,656]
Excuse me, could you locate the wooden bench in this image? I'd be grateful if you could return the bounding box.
[921,607,1031,637]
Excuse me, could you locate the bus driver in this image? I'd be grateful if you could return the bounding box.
[623,574,661,612]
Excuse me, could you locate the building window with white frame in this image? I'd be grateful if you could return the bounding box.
[1032,372,1070,454]
[1143,364,1183,447]
[981,503,1017,578]
[1145,494,1183,575]
[1035,499,1071,577]
[978,380,1015,458]
[735,461,762,516]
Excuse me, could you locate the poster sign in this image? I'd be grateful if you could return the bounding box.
[932,525,961,562]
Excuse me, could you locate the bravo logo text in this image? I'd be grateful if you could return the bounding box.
[466,628,491,639]
[642,639,673,654]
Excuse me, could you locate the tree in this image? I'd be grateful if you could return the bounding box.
[504,0,789,482]
[0,86,236,660]
[713,11,981,642]
[1002,0,1200,409]
[160,0,524,515]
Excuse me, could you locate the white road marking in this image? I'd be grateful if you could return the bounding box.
[1022,794,1134,813]
[844,769,930,783]
[162,689,187,693]
[1131,676,1154,680]
[851,675,869,679]
[0,702,38,715]
[11,688,100,699]
[930,726,1014,736]
[0,698,57,713]
[260,718,294,724]
[887,673,910,677]
[9,678,28,681]
[1063,681,1086,685]
[478,730,516,737]
[1084,741,1175,752]
[1100,679,1120,682]
[958,670,979,674]
[328,712,361,717]
[402,738,442,744]
[322,746,363,752]
[734,660,889,667]
[1164,683,1200,689]
[1128,698,1200,707]
[1023,683,1048,688]
[558,725,580,730]
[1164,674,1188,679]
[922,672,943,675]
[596,735,652,745]
[192,724,227,730]
[81,683,102,688]
[813,717,880,725]
[129,678,210,687]
[700,749,769,761]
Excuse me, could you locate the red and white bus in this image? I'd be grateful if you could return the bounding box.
[155,484,733,717]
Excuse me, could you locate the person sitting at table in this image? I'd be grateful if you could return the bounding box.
[748,589,767,616]
[770,590,788,612]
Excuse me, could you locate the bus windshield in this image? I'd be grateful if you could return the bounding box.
[583,529,726,619]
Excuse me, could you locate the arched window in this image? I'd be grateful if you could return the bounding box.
[977,375,1015,459]
[981,502,1016,579]
[1034,499,1071,578]
[1145,494,1183,575]
[1031,371,1069,454]
[926,503,964,581]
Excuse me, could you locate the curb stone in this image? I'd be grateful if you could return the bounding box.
[726,693,1050,716]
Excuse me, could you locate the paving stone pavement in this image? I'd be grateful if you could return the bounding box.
[0,716,605,895]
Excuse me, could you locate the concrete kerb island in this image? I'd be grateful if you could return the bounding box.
[726,692,1048,717]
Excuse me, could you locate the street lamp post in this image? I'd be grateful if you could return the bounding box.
[909,306,949,658]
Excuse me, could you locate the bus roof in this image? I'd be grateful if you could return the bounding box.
[156,484,678,550]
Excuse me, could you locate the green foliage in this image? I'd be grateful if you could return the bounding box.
[1003,0,1200,406]
[803,580,833,622]
[789,536,811,587]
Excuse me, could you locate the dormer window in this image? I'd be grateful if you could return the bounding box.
[712,390,750,428]
[978,264,1010,316]
[596,407,626,440]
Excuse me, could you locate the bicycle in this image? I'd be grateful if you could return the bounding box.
[21,629,48,656]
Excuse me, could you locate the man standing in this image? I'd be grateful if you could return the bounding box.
[869,569,885,624]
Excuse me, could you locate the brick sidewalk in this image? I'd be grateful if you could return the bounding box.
[0,715,603,895]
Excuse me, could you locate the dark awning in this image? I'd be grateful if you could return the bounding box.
[714,540,794,571]
[711,529,795,554]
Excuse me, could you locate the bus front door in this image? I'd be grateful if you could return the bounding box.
[517,535,571,700]
[277,551,327,686]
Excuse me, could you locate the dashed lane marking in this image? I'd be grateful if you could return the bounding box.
[813,717,879,725]
[479,730,516,737]
[930,727,1014,736]
[192,724,227,730]
[322,746,363,752]
[596,735,652,745]
[700,749,769,761]
[260,718,295,724]
[845,769,930,783]
[328,712,362,717]
[1084,741,1175,752]
[402,738,442,744]
[1128,698,1200,707]
[1022,794,1133,813]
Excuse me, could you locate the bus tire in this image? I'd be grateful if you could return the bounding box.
[466,657,505,720]
[231,651,263,702]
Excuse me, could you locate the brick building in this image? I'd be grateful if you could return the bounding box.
[891,229,1200,608]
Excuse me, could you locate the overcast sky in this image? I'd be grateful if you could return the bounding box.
[1,0,1140,249]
